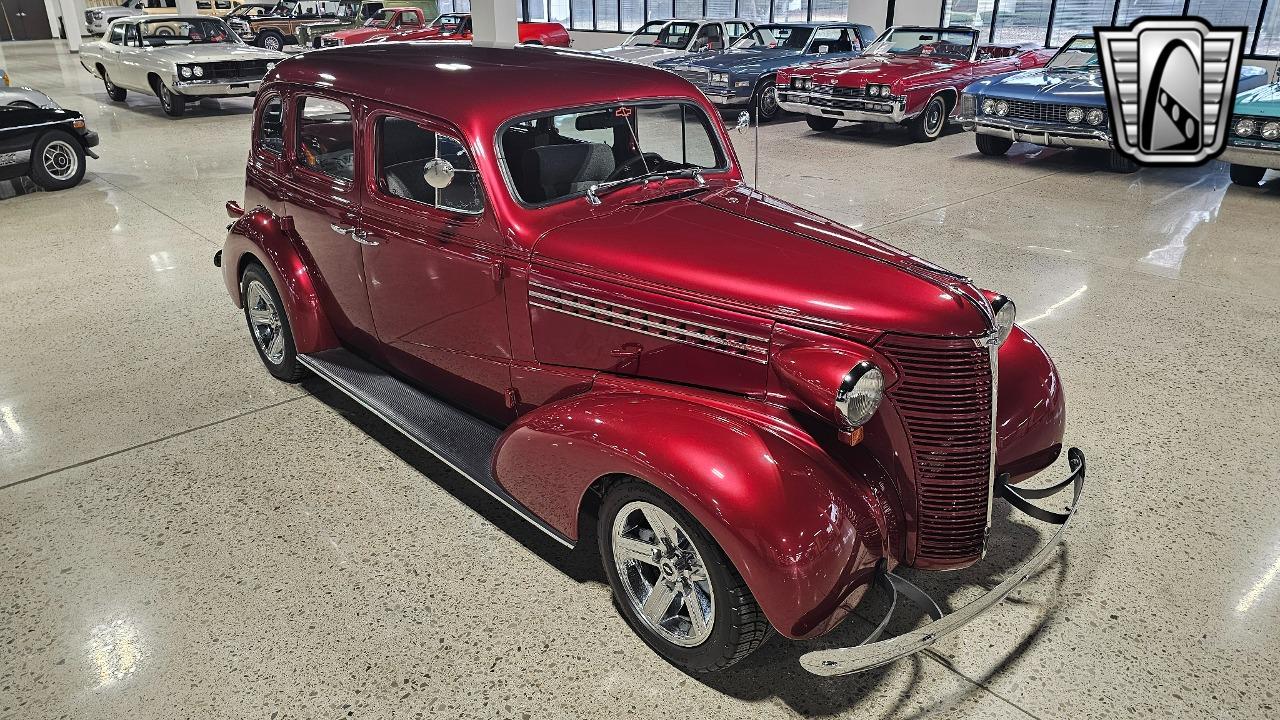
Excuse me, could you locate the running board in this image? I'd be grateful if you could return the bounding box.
[298,348,574,548]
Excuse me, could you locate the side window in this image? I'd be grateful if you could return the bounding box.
[811,27,854,54]
[726,22,748,42]
[693,24,723,50]
[109,24,126,44]
[377,116,483,214]
[296,96,355,182]
[400,11,420,26]
[257,95,285,155]
[166,0,176,7]
[124,23,140,45]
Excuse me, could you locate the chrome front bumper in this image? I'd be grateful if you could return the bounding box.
[1221,143,1279,169]
[964,118,1112,149]
[777,90,907,124]
[800,447,1086,676]
[704,90,752,107]
[173,78,263,96]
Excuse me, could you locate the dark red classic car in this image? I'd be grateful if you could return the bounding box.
[217,43,1084,676]
[369,12,571,46]
[778,26,1054,141]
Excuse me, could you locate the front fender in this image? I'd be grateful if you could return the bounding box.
[493,379,897,639]
[221,205,337,354]
[996,324,1066,482]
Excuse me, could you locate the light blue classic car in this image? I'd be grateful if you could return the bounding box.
[655,22,877,121]
[958,34,1269,172]
[1224,82,1280,187]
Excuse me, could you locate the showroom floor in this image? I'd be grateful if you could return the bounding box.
[3,38,1279,720]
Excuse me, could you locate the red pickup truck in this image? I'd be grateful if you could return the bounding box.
[320,6,432,46]
[377,12,570,46]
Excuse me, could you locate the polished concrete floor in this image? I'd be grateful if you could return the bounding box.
[3,38,1279,720]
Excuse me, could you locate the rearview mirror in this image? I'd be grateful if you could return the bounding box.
[423,158,455,189]
[735,111,751,133]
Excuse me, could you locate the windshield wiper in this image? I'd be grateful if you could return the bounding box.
[586,168,706,206]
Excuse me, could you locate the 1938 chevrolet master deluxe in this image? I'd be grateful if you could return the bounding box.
[218,44,1085,676]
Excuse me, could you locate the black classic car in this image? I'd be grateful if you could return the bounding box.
[0,105,98,191]
[656,22,876,121]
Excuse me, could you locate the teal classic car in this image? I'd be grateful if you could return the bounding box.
[1225,82,1280,187]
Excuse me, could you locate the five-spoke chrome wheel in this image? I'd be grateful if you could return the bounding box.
[610,500,715,647]
[41,140,78,181]
[245,279,286,364]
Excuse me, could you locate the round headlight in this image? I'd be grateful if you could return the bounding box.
[1235,118,1256,136]
[1066,106,1085,124]
[192,65,204,78]
[836,361,884,429]
[991,295,1016,345]
[981,98,995,115]
[180,66,192,78]
[995,100,1009,117]
[1263,122,1280,140]
[866,85,878,96]
[1086,108,1104,126]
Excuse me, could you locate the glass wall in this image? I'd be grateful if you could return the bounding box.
[942,0,1280,55]
[521,0,839,30]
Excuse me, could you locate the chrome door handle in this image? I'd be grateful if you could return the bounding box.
[349,229,379,246]
[330,222,353,235]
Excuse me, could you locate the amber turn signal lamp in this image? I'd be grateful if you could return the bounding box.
[838,426,865,446]
[72,119,85,129]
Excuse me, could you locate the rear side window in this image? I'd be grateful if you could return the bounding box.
[109,24,126,43]
[296,96,354,181]
[257,95,284,155]
[376,116,483,214]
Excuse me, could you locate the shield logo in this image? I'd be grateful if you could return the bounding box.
[1096,17,1246,165]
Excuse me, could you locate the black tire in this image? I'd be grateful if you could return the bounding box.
[256,30,284,51]
[1230,163,1266,186]
[240,263,305,382]
[102,69,127,101]
[312,36,323,48]
[155,78,186,117]
[909,94,948,142]
[1106,150,1138,173]
[805,114,838,132]
[28,130,87,191]
[599,479,771,673]
[753,77,779,123]
[975,133,1012,156]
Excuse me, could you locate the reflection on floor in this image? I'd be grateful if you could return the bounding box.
[3,37,1279,720]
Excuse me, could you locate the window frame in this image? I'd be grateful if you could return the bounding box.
[254,92,286,158]
[366,109,489,219]
[493,98,735,211]
[293,92,357,186]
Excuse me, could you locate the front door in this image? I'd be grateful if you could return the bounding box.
[358,110,513,423]
[281,92,378,348]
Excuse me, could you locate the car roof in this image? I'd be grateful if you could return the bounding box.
[118,14,224,21]
[272,44,700,128]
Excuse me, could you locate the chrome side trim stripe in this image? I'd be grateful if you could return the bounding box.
[530,282,771,342]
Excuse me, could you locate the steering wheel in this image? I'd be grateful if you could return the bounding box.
[607,152,665,181]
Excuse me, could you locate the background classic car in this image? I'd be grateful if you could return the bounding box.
[318,5,430,45]
[85,0,179,34]
[363,12,569,46]
[294,0,434,48]
[655,22,876,121]
[229,1,339,49]
[1,104,98,191]
[595,18,754,65]
[1224,82,1280,187]
[219,43,1083,677]
[777,26,1054,141]
[958,35,1270,173]
[81,16,286,117]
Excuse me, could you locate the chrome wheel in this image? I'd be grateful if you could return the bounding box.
[41,140,78,181]
[924,98,944,136]
[757,84,778,119]
[611,500,715,647]
[245,279,286,364]
[263,35,281,51]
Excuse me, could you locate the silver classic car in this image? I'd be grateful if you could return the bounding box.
[594,18,754,65]
[80,16,286,117]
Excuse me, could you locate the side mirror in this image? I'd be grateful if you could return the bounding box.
[423,158,455,189]
[735,111,751,133]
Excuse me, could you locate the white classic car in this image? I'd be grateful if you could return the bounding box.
[593,18,753,65]
[80,15,286,117]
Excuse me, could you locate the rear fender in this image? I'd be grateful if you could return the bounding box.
[222,204,338,354]
[493,378,896,639]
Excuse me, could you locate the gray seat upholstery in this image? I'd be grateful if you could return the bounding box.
[522,143,616,203]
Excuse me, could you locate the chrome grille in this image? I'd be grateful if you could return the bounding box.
[810,84,864,98]
[322,35,342,47]
[673,68,708,86]
[1003,100,1071,124]
[200,60,272,82]
[879,335,994,564]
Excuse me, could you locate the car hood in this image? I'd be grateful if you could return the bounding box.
[144,43,288,62]
[1234,81,1280,116]
[668,46,805,71]
[808,54,961,84]
[531,185,992,339]
[596,46,690,65]
[977,67,1105,105]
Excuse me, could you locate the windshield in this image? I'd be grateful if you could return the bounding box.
[732,25,811,50]
[502,102,728,205]
[227,4,272,17]
[364,8,395,26]
[1048,36,1098,69]
[863,28,976,60]
[626,20,697,49]
[138,18,237,44]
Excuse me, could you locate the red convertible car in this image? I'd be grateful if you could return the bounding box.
[217,43,1084,676]
[373,12,571,46]
[778,26,1053,141]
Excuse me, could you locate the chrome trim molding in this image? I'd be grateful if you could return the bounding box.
[1221,144,1279,168]
[969,119,1112,149]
